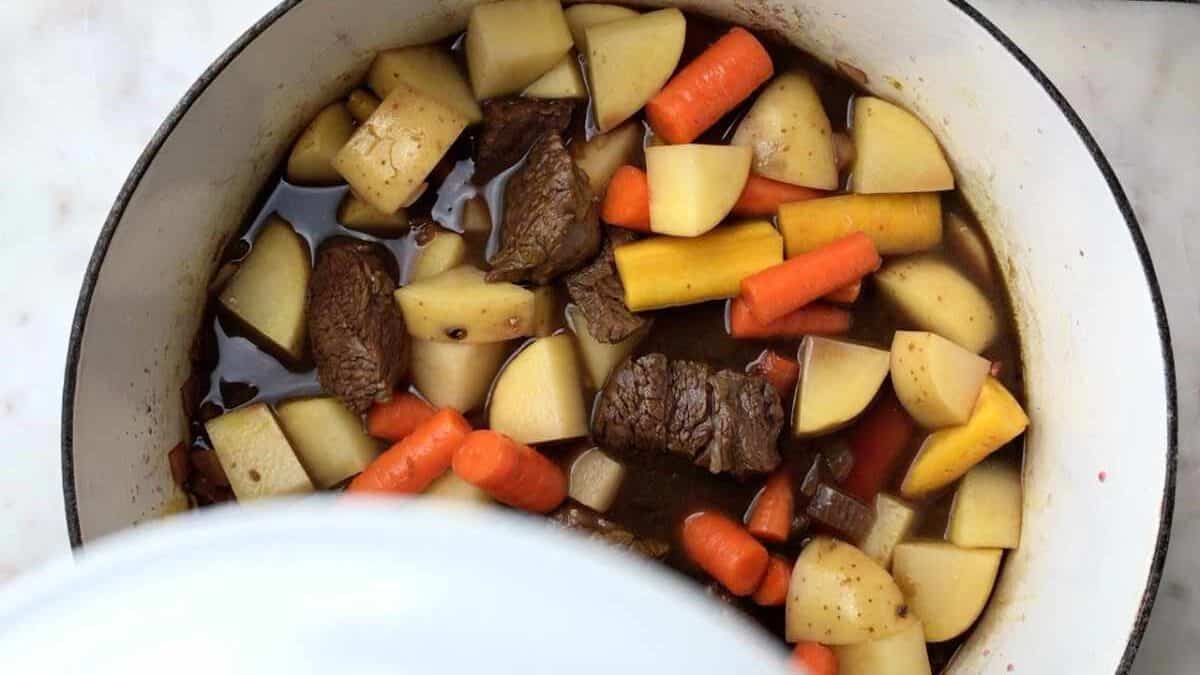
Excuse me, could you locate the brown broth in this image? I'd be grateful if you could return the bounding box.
[179,8,1025,661]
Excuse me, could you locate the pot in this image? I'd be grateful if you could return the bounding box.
[62,1,1176,672]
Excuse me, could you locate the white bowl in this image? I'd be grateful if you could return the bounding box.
[62,1,1176,672]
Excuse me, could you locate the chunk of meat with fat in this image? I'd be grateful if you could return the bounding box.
[593,354,784,477]
[565,227,647,344]
[475,97,576,184]
[487,132,601,284]
[550,502,670,560]
[307,239,409,414]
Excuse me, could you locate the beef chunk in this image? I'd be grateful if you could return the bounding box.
[475,97,576,184]
[550,502,670,559]
[594,354,784,477]
[487,132,601,284]
[805,483,875,541]
[565,227,647,343]
[308,239,408,413]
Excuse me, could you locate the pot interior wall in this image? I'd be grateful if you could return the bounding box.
[68,1,1171,673]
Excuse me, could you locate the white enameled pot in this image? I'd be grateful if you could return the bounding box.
[61,2,1176,673]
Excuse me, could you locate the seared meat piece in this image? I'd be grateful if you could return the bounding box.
[475,97,576,184]
[564,227,647,343]
[487,132,601,284]
[550,502,670,559]
[594,354,784,477]
[805,483,875,541]
[307,239,408,413]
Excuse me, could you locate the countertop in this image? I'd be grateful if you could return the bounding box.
[0,0,1196,671]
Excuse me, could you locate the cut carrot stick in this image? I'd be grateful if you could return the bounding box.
[600,165,651,232]
[746,468,794,543]
[752,555,792,606]
[747,349,801,398]
[348,408,472,494]
[646,27,774,144]
[740,231,881,324]
[729,298,851,339]
[366,392,436,442]
[682,510,769,596]
[823,280,862,304]
[790,642,838,675]
[842,390,915,502]
[732,174,826,217]
[452,430,566,513]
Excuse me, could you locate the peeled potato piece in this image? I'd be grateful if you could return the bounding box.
[645,144,752,237]
[792,336,891,437]
[286,102,353,185]
[564,3,638,52]
[571,121,643,194]
[489,334,589,445]
[205,403,314,501]
[947,458,1023,549]
[523,53,587,99]
[891,540,1002,642]
[276,396,380,489]
[410,229,467,282]
[851,97,953,194]
[567,447,626,512]
[566,305,649,389]
[586,9,686,132]
[466,0,574,100]
[411,339,510,413]
[732,72,838,189]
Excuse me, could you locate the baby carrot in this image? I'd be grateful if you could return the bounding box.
[823,280,862,304]
[732,174,825,218]
[746,468,794,543]
[366,392,436,442]
[348,408,472,494]
[682,510,769,596]
[601,165,651,232]
[791,642,838,675]
[740,231,881,324]
[729,298,851,339]
[452,430,566,513]
[752,555,792,606]
[646,27,774,144]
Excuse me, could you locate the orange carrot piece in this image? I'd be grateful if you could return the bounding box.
[600,165,651,232]
[752,555,792,606]
[452,430,566,513]
[729,298,851,339]
[747,349,801,398]
[366,392,436,442]
[682,511,769,596]
[823,280,862,304]
[746,468,794,543]
[843,390,915,502]
[740,231,881,324]
[791,642,838,675]
[732,174,826,217]
[348,408,472,494]
[646,27,774,144]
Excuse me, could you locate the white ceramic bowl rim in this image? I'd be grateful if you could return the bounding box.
[60,1,1178,672]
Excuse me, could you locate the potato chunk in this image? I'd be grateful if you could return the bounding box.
[858,493,918,568]
[732,72,838,189]
[570,121,643,194]
[366,45,482,123]
[489,334,589,445]
[835,621,932,675]
[947,458,1022,549]
[645,144,752,236]
[395,266,536,344]
[218,216,310,361]
[891,540,1002,642]
[286,102,353,185]
[890,330,991,429]
[523,54,587,99]
[792,337,891,437]
[851,97,953,194]
[275,397,380,489]
[410,229,466,282]
[586,9,685,132]
[875,254,998,353]
[205,403,314,501]
[564,3,638,52]
[338,193,408,235]
[567,447,626,512]
[566,305,648,389]
[411,338,510,413]
[466,0,574,100]
[333,83,469,215]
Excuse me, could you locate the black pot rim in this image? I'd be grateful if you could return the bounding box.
[61,2,1178,672]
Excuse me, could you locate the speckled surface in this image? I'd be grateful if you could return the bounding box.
[0,0,1196,671]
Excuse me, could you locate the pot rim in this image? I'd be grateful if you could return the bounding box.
[60,1,1178,672]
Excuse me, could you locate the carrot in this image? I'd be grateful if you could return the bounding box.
[746,468,793,543]
[747,349,800,398]
[682,511,769,596]
[823,280,862,304]
[646,27,774,144]
[366,392,436,442]
[842,390,915,502]
[752,555,792,606]
[348,408,472,494]
[452,430,566,513]
[791,642,838,675]
[732,174,825,217]
[729,298,851,339]
[600,165,651,232]
[740,231,881,324]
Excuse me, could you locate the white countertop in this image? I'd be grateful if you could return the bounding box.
[0,0,1196,671]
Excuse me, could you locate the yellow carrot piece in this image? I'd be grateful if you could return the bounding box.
[614,221,783,312]
[779,193,942,257]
